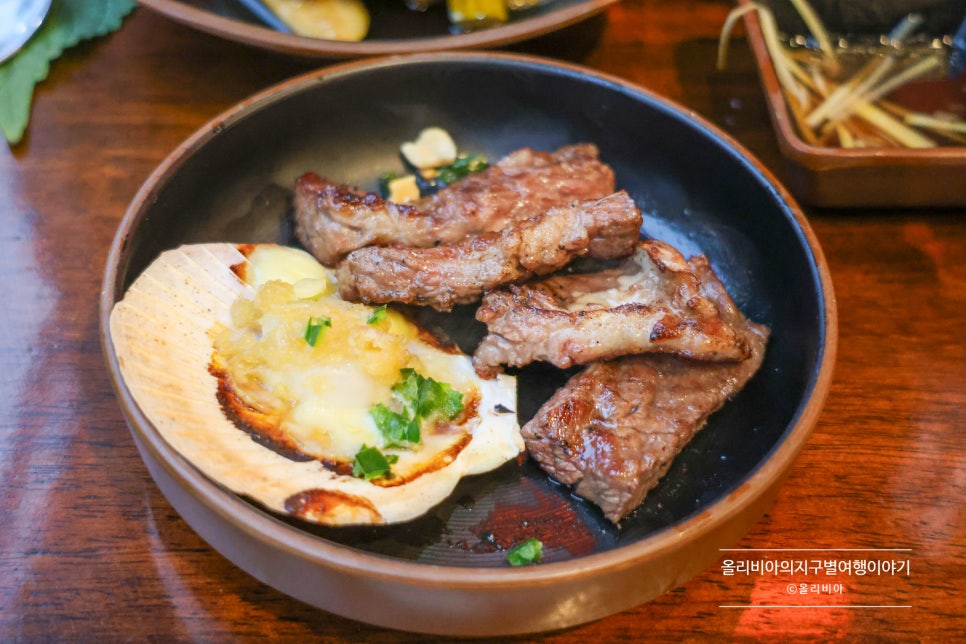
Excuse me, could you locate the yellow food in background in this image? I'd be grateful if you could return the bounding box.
[263,0,369,41]
[447,0,508,30]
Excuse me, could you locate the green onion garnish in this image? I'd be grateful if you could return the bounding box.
[303,315,331,347]
[367,304,388,325]
[436,154,488,187]
[352,444,398,481]
[506,538,543,566]
[366,368,464,457]
[370,403,421,447]
[393,367,463,421]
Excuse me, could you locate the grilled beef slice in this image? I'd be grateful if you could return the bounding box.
[473,240,752,374]
[294,143,616,265]
[336,191,642,312]
[520,256,769,523]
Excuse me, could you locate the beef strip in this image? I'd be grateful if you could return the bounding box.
[473,239,751,374]
[294,143,616,265]
[336,191,642,312]
[521,256,770,523]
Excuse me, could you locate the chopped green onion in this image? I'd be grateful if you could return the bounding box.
[418,377,463,420]
[391,367,421,407]
[506,538,543,566]
[368,369,464,452]
[303,315,331,347]
[352,444,398,480]
[465,155,488,173]
[367,304,388,325]
[436,154,488,187]
[370,403,421,447]
[392,368,463,422]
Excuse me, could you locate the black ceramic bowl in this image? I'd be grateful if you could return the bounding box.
[101,52,836,635]
[139,0,617,58]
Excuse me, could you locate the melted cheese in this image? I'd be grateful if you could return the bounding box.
[110,242,523,525]
[214,246,479,466]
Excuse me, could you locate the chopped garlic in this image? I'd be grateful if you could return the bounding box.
[387,175,420,203]
[401,127,458,169]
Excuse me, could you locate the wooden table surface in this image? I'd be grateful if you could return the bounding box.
[2,1,963,641]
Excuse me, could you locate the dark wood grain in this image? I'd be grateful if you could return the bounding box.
[2,1,963,640]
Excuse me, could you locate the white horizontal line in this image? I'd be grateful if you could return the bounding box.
[718,548,913,552]
[719,605,912,609]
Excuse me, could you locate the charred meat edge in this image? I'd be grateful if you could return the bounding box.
[336,191,642,312]
[293,143,616,266]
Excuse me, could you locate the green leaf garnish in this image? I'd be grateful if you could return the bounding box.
[370,403,420,448]
[366,369,464,456]
[0,0,137,145]
[366,304,388,325]
[303,315,331,346]
[392,368,463,422]
[352,444,398,481]
[506,538,543,566]
[436,154,488,186]
[391,367,421,408]
[418,377,464,420]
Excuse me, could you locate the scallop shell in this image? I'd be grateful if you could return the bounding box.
[109,243,522,526]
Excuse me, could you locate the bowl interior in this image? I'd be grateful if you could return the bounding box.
[108,54,829,568]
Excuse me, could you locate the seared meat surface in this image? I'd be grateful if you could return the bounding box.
[473,240,751,374]
[291,136,772,526]
[336,192,642,312]
[294,143,616,265]
[520,257,769,523]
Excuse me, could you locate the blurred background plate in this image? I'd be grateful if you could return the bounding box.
[138,0,617,57]
[100,52,836,635]
[740,0,966,208]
